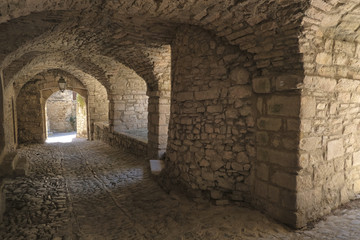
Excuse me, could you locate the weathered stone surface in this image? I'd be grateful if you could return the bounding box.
[267,95,300,117]
[229,67,250,85]
[271,171,296,190]
[300,137,322,151]
[252,77,271,93]
[327,139,344,160]
[276,75,300,91]
[353,151,360,166]
[257,117,282,131]
[3,0,360,231]
[301,96,316,118]
[229,86,252,99]
[257,147,297,168]
[316,52,332,65]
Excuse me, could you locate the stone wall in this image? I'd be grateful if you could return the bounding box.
[254,88,301,226]
[0,71,5,163]
[111,92,148,132]
[17,81,45,143]
[163,26,256,203]
[46,90,76,134]
[76,94,87,138]
[94,122,147,156]
[3,83,18,151]
[298,36,360,225]
[16,71,93,143]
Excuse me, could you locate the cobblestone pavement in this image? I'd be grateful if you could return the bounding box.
[0,140,360,240]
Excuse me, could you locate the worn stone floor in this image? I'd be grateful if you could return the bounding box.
[0,140,360,240]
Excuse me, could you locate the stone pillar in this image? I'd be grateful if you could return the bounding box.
[108,99,116,133]
[0,70,5,159]
[147,91,170,159]
[108,98,127,131]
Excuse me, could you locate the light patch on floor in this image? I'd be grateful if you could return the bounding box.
[46,132,77,143]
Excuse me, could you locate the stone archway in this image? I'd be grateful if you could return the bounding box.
[16,70,94,144]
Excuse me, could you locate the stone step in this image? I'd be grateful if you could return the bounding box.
[149,160,164,175]
[14,156,29,177]
[0,152,18,178]
[0,152,28,178]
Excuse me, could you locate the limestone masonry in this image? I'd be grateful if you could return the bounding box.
[0,0,360,230]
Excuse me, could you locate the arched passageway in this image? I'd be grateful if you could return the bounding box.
[45,90,88,141]
[1,0,360,235]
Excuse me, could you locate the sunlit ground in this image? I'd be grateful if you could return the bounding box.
[46,132,77,143]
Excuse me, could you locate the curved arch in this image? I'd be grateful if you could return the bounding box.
[15,66,109,142]
[2,41,162,92]
[6,52,109,93]
[0,0,309,84]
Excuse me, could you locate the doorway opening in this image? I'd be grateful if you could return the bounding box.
[45,90,87,143]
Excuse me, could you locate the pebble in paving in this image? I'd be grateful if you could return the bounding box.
[0,140,360,240]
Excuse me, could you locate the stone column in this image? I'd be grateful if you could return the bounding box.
[108,99,116,133]
[0,71,5,158]
[147,91,170,159]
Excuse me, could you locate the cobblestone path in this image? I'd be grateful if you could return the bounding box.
[0,140,360,239]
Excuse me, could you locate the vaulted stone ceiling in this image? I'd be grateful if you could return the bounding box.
[0,0,311,94]
[1,0,360,95]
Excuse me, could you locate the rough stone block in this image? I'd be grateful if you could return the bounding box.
[297,174,313,191]
[334,40,356,57]
[201,169,214,181]
[257,147,297,168]
[231,162,243,171]
[256,163,269,181]
[207,105,223,113]
[236,152,249,163]
[313,77,337,92]
[257,117,282,131]
[216,178,233,190]
[335,78,360,92]
[353,151,360,166]
[210,190,223,199]
[177,92,194,101]
[14,156,29,177]
[210,158,224,171]
[0,179,4,224]
[229,67,250,85]
[287,118,300,131]
[267,95,300,117]
[276,75,300,91]
[354,179,360,193]
[313,161,334,186]
[301,96,316,118]
[255,179,268,199]
[271,171,296,190]
[229,86,252,99]
[256,131,269,146]
[252,77,271,93]
[316,52,332,65]
[194,89,219,100]
[225,108,238,118]
[300,137,322,151]
[327,139,344,160]
[268,185,280,203]
[257,97,263,113]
